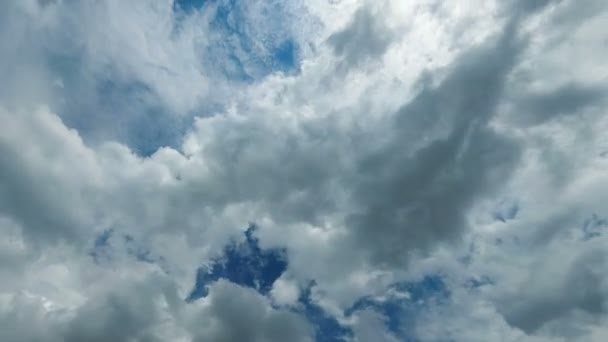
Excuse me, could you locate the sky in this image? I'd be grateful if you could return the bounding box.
[1,0,608,341]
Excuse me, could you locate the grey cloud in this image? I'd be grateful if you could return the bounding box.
[510,83,607,125]
[1,0,607,341]
[0,144,80,245]
[191,281,313,342]
[550,0,608,28]
[0,3,56,112]
[0,110,97,248]
[0,274,184,342]
[510,0,562,14]
[500,244,608,334]
[328,6,393,68]
[0,295,62,342]
[176,111,350,232]
[0,1,221,154]
[351,310,400,342]
[345,23,524,267]
[183,18,527,272]
[65,286,165,342]
[502,0,565,19]
[0,271,314,342]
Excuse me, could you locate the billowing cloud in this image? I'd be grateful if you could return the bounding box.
[1,0,607,341]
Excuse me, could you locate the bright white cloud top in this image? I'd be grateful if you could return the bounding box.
[1,0,608,341]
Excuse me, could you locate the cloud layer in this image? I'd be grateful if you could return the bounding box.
[1,0,608,341]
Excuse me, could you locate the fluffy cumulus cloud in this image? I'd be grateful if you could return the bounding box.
[1,0,608,341]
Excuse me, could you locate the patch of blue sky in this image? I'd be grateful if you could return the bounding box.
[70,76,189,156]
[174,0,300,81]
[46,49,190,156]
[582,213,607,240]
[123,234,167,265]
[173,0,208,13]
[272,38,298,71]
[465,275,494,289]
[346,275,449,340]
[89,228,114,264]
[93,78,191,157]
[89,229,166,268]
[492,199,519,223]
[187,225,288,301]
[297,282,353,342]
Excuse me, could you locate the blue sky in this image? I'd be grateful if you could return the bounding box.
[1,0,608,341]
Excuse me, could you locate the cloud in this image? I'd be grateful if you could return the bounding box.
[0,0,607,341]
[345,20,524,267]
[328,5,394,68]
[190,280,313,342]
[509,82,607,125]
